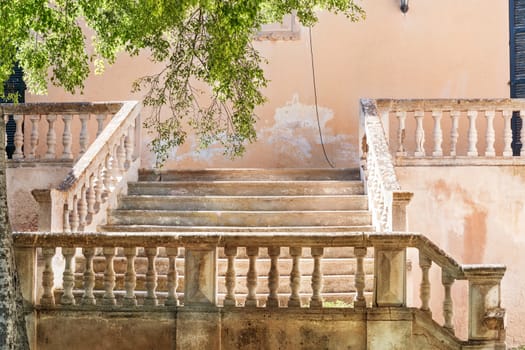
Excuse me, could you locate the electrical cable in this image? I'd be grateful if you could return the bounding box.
[308,26,335,168]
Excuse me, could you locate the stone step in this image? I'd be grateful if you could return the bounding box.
[127,180,365,196]
[73,273,374,294]
[75,256,375,276]
[99,225,375,232]
[118,195,369,211]
[138,168,361,182]
[106,210,372,227]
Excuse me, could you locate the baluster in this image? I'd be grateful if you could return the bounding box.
[485,110,496,157]
[310,247,324,308]
[288,247,302,307]
[432,110,443,157]
[63,204,71,233]
[419,252,432,314]
[521,110,525,158]
[450,110,460,156]
[95,162,105,205]
[28,115,40,159]
[81,247,96,305]
[40,247,56,306]
[354,247,367,308]
[45,115,57,159]
[110,146,119,185]
[96,114,106,137]
[86,174,96,223]
[414,111,425,157]
[144,247,158,306]
[103,153,113,192]
[442,270,455,333]
[61,247,76,305]
[503,110,513,157]
[69,196,79,232]
[123,247,137,307]
[224,246,237,307]
[102,247,117,306]
[79,114,89,156]
[267,246,280,308]
[165,247,179,307]
[466,110,478,156]
[12,114,24,159]
[61,114,73,160]
[245,246,259,307]
[124,125,134,168]
[117,136,126,173]
[78,185,88,231]
[396,111,407,156]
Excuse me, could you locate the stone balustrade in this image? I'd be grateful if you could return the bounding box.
[359,99,413,232]
[12,231,506,345]
[2,102,123,162]
[372,98,525,162]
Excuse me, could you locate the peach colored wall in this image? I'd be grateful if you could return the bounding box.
[397,165,525,347]
[25,0,509,168]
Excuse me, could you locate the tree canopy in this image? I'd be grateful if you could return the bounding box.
[0,0,364,163]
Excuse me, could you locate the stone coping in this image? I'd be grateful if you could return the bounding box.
[0,101,124,115]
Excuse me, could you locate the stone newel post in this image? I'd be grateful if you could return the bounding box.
[392,191,413,232]
[184,246,217,306]
[463,265,506,342]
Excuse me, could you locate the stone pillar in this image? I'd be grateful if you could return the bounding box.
[31,189,51,231]
[463,266,506,343]
[391,191,413,232]
[184,247,217,306]
[374,245,406,307]
[14,247,37,349]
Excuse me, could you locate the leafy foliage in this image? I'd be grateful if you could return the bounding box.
[0,0,364,164]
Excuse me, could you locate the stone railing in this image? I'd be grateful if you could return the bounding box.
[13,231,506,346]
[359,99,413,232]
[2,102,123,163]
[373,98,525,164]
[3,101,143,232]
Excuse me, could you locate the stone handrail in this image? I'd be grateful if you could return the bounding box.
[2,102,123,162]
[374,98,525,162]
[359,99,413,232]
[13,231,506,345]
[49,101,141,232]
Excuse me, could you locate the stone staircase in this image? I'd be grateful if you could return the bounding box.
[75,168,375,306]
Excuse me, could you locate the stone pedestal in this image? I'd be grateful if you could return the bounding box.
[374,248,406,307]
[184,247,217,306]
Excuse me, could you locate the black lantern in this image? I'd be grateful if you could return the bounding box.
[400,0,409,13]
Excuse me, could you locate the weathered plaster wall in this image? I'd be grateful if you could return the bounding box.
[397,165,525,347]
[25,0,509,168]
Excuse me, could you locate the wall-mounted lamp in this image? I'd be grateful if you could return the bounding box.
[400,0,409,13]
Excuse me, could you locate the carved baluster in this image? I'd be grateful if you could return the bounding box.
[503,110,513,157]
[414,111,425,157]
[267,246,280,308]
[61,247,76,305]
[442,270,455,333]
[78,185,88,231]
[245,246,259,307]
[28,115,40,159]
[450,110,460,156]
[63,204,71,233]
[102,247,117,306]
[224,246,237,307]
[103,153,113,192]
[86,174,96,223]
[45,115,57,159]
[40,247,56,306]
[310,247,324,308]
[123,247,137,307]
[124,125,134,168]
[521,110,525,158]
[288,247,302,307]
[431,110,443,156]
[110,146,119,185]
[69,196,80,232]
[396,111,407,156]
[165,247,179,307]
[485,110,496,157]
[79,114,89,156]
[81,247,96,305]
[117,136,126,173]
[419,252,432,314]
[466,110,478,156]
[12,114,24,159]
[354,247,367,308]
[61,114,73,160]
[95,163,105,204]
[144,247,158,306]
[96,114,106,137]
